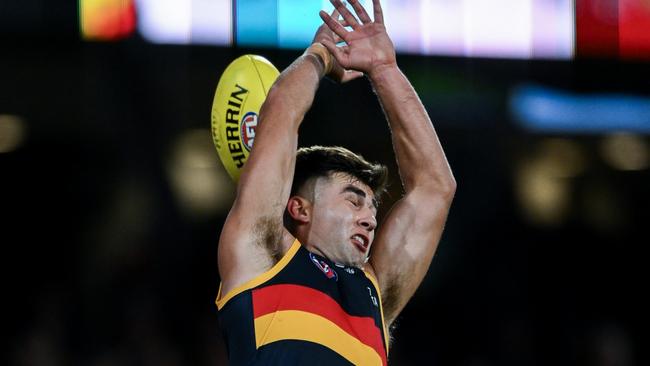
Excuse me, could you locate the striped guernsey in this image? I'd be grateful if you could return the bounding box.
[216,239,389,365]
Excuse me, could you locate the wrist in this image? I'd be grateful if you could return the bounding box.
[367,62,399,82]
[305,42,332,76]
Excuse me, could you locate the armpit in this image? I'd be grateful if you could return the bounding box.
[252,216,284,263]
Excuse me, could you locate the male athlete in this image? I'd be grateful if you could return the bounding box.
[216,0,456,364]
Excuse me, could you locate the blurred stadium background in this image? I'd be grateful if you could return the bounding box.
[2,0,649,365]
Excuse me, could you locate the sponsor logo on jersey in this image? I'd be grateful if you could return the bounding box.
[309,252,338,281]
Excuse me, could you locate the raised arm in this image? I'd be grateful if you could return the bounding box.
[320,0,456,326]
[218,12,362,296]
[368,58,456,327]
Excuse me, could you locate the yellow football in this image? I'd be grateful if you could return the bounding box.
[211,55,280,182]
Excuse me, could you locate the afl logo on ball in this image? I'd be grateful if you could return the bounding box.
[240,111,257,151]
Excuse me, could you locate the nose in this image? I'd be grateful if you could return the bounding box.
[358,212,377,232]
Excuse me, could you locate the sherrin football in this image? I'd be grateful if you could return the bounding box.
[211,55,280,182]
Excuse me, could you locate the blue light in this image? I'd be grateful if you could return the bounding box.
[235,0,344,49]
[510,85,650,133]
[278,0,322,48]
[236,0,278,46]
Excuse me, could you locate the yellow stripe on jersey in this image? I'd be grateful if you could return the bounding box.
[254,310,384,366]
[216,239,301,309]
[363,269,390,355]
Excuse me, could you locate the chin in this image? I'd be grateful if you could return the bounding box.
[348,255,367,268]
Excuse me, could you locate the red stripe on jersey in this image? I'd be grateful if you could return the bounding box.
[252,284,387,365]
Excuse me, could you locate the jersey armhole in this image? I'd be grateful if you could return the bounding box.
[362,269,390,356]
[216,238,301,310]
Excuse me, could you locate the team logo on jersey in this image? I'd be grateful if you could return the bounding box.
[309,253,338,281]
[240,111,257,151]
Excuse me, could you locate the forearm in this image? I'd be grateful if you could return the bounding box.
[370,66,456,193]
[259,50,327,132]
[233,50,328,219]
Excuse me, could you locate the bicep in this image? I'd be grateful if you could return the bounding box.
[369,188,454,324]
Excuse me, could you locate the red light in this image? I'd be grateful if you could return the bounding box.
[81,0,137,41]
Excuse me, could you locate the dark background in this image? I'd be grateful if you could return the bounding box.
[2,3,649,366]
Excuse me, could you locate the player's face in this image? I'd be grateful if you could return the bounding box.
[309,173,378,267]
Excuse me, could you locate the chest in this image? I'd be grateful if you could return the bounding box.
[268,250,382,317]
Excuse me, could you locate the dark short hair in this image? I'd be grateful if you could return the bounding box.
[291,146,388,204]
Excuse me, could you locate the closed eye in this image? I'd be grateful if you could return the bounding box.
[341,185,373,211]
[347,197,361,208]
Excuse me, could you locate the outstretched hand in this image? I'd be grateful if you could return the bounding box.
[313,9,364,83]
[319,0,396,78]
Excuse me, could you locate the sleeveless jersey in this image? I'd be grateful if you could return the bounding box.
[216,239,389,365]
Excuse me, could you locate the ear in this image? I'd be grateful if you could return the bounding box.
[286,196,312,224]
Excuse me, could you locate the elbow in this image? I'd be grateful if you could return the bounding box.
[407,172,456,200]
[433,176,456,202]
[442,174,457,197]
[433,165,457,198]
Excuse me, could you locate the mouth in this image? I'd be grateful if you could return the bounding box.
[351,234,369,253]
